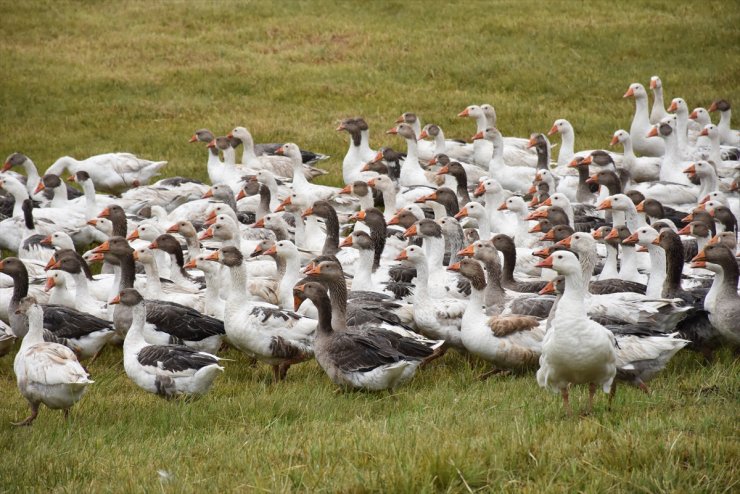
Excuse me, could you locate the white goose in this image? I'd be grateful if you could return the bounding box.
[649,76,669,124]
[45,153,167,194]
[610,129,661,182]
[12,297,93,425]
[624,82,665,157]
[474,127,536,194]
[275,143,338,202]
[709,99,740,147]
[386,123,437,188]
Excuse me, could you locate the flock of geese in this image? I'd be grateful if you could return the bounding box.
[1,76,739,424]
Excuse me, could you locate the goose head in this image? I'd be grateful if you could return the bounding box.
[228,126,254,147]
[395,244,426,265]
[474,178,503,198]
[367,174,395,194]
[41,231,75,250]
[708,99,731,113]
[86,217,114,236]
[457,105,483,119]
[386,123,416,141]
[480,104,497,124]
[690,243,735,272]
[292,281,328,312]
[455,201,486,222]
[274,143,302,164]
[189,129,215,144]
[110,288,144,307]
[688,107,711,125]
[667,97,688,114]
[305,259,344,282]
[387,208,419,228]
[596,193,632,212]
[206,246,242,267]
[547,119,572,136]
[2,152,30,172]
[610,129,630,146]
[472,126,502,144]
[340,230,373,252]
[49,255,85,276]
[44,270,68,293]
[132,246,157,265]
[447,258,486,290]
[499,195,527,213]
[649,76,662,91]
[699,124,719,140]
[623,82,647,100]
[536,249,581,275]
[419,123,441,141]
[166,220,198,238]
[35,173,64,196]
[271,239,300,260]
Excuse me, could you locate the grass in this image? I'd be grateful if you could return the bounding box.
[0,0,739,492]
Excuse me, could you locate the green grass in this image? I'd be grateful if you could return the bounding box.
[1,0,739,492]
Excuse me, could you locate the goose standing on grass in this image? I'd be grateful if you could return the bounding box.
[206,246,315,382]
[114,288,224,398]
[535,251,617,415]
[293,282,440,392]
[624,82,665,157]
[12,297,93,425]
[691,245,740,347]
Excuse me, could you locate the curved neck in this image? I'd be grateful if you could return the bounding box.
[46,156,77,177]
[72,271,94,303]
[314,294,334,336]
[278,256,301,310]
[226,263,248,307]
[500,246,516,283]
[632,94,650,130]
[576,247,597,286]
[411,259,430,302]
[433,131,446,154]
[119,253,136,290]
[482,258,506,310]
[697,171,718,199]
[241,137,258,165]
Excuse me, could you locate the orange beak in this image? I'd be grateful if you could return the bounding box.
[86,252,105,263]
[528,185,537,195]
[275,146,285,155]
[623,87,635,98]
[301,207,314,218]
[199,227,214,240]
[677,224,692,235]
[622,232,639,245]
[447,262,462,272]
[535,254,555,268]
[649,79,657,90]
[473,182,486,197]
[206,139,216,149]
[418,129,429,140]
[0,162,12,172]
[497,202,508,211]
[166,224,180,233]
[635,201,645,212]
[708,102,718,113]
[335,123,346,132]
[689,110,698,120]
[44,276,56,293]
[189,134,198,143]
[306,264,322,276]
[454,208,469,220]
[33,182,45,195]
[387,214,401,226]
[204,250,220,261]
[395,250,409,261]
[543,230,557,241]
[403,225,418,238]
[699,128,709,137]
[604,228,620,241]
[596,199,612,211]
[586,174,599,185]
[148,240,159,250]
[541,197,553,207]
[539,280,556,295]
[547,124,558,136]
[183,258,198,269]
[367,178,377,187]
[526,136,537,149]
[98,207,110,218]
[339,236,353,248]
[457,244,475,257]
[109,294,121,305]
[339,184,353,195]
[667,101,678,112]
[253,218,265,228]
[202,188,214,199]
[275,196,292,213]
[415,192,437,203]
[351,210,367,222]
[92,240,111,253]
[533,247,551,258]
[609,135,620,146]
[126,229,140,241]
[646,126,659,138]
[691,250,707,264]
[395,115,405,124]
[699,195,711,205]
[236,189,247,201]
[581,155,593,166]
[204,215,218,226]
[40,235,53,246]
[683,163,696,176]
[293,290,305,311]
[263,245,278,256]
[681,213,693,223]
[651,237,662,246]
[67,175,76,183]
[534,173,543,182]
[458,108,470,117]
[436,165,449,176]
[44,256,57,271]
[372,150,383,163]
[525,210,548,221]
[428,157,438,166]
[528,222,543,233]
[556,236,573,248]
[386,127,398,135]
[567,158,581,168]
[471,131,484,141]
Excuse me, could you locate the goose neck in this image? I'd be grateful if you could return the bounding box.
[21,306,45,348]
[645,245,666,298]
[324,277,348,331]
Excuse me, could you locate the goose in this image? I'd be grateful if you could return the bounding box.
[637,198,688,227]
[709,99,740,147]
[0,319,15,357]
[666,98,696,158]
[396,245,466,350]
[189,129,233,186]
[434,159,474,205]
[229,126,327,180]
[490,234,549,293]
[418,122,474,163]
[592,226,620,281]
[339,231,393,296]
[386,123,438,187]
[148,234,203,292]
[206,246,315,382]
[293,282,440,391]
[166,220,203,261]
[45,153,167,194]
[301,200,358,271]
[415,187,459,220]
[132,247,204,311]
[547,118,621,170]
[691,244,740,347]
[649,76,669,124]
[448,259,544,375]
[361,147,404,182]
[113,288,224,398]
[697,124,740,175]
[275,143,340,203]
[605,226,647,284]
[497,196,539,248]
[473,127,536,194]
[609,129,661,182]
[11,297,93,425]
[396,113,456,162]
[47,256,109,320]
[677,221,712,263]
[337,118,378,184]
[183,254,225,319]
[458,104,536,167]
[473,178,517,237]
[43,270,76,308]
[526,133,554,171]
[566,157,598,204]
[624,82,665,157]
[700,189,740,224]
[262,240,305,311]
[2,152,44,200]
[535,250,617,415]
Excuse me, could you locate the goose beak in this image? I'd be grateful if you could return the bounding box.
[301,207,314,218]
[635,201,645,212]
[306,264,322,276]
[1,161,12,172]
[188,134,198,143]
[691,250,707,263]
[132,250,140,261]
[98,207,111,218]
[198,227,214,240]
[202,188,214,199]
[707,235,720,245]
[250,244,264,257]
[528,222,543,233]
[33,182,45,195]
[528,185,537,195]
[623,87,635,98]
[418,129,429,140]
[206,139,216,149]
[582,155,593,166]
[339,184,352,195]
[204,250,220,261]
[586,174,599,185]
[683,163,696,175]
[436,165,449,176]
[147,240,159,250]
[497,202,508,211]
[204,215,218,226]
[557,235,573,248]
[293,294,304,312]
[183,258,197,269]
[651,237,661,246]
[395,250,409,261]
[681,213,693,223]
[596,199,612,211]
[604,228,620,241]
[92,240,111,253]
[263,245,278,256]
[609,135,620,146]
[535,255,554,268]
[351,211,366,222]
[447,262,461,272]
[66,175,76,183]
[649,79,657,90]
[699,127,709,137]
[236,189,247,201]
[646,126,659,138]
[386,127,398,135]
[361,162,372,172]
[126,229,140,241]
[428,157,438,166]
[275,197,291,212]
[367,178,377,187]
[668,101,678,112]
[526,136,537,149]
[457,244,475,257]
[44,256,56,271]
[525,210,546,221]
[699,195,711,205]
[534,173,543,182]
[677,224,692,235]
[457,108,470,118]
[275,146,285,156]
[44,276,56,293]
[567,158,580,168]
[547,124,558,136]
[372,150,383,163]
[339,236,353,248]
[109,294,121,305]
[473,183,486,197]
[454,208,468,220]
[86,252,105,262]
[395,115,405,124]
[253,218,265,228]
[387,214,401,225]
[402,225,418,238]
[166,224,180,233]
[471,131,484,141]
[533,247,551,258]
[622,232,639,245]
[543,230,556,241]
[708,102,718,113]
[335,123,346,132]
[541,197,552,207]
[539,280,556,295]
[51,257,64,270]
[40,235,53,246]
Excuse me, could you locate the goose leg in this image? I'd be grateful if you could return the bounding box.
[608,380,618,410]
[279,363,290,381]
[421,345,448,367]
[637,381,650,394]
[12,403,39,426]
[478,368,510,380]
[561,388,572,416]
[63,409,70,420]
[272,365,280,383]
[584,383,596,415]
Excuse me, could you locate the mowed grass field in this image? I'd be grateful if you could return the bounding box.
[1,0,739,492]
